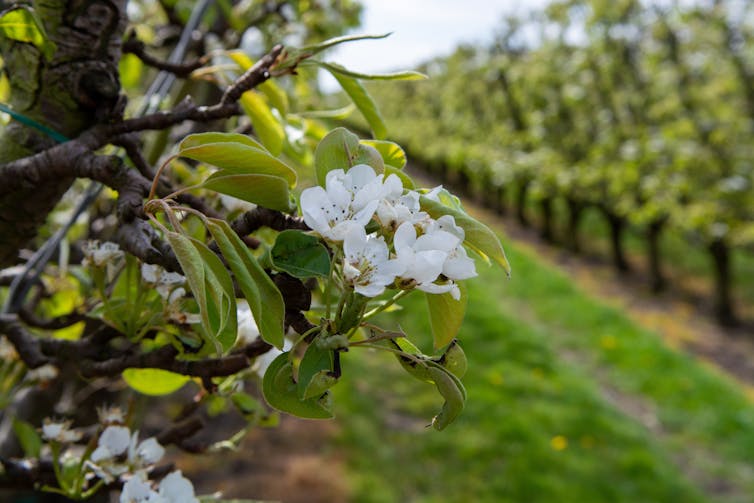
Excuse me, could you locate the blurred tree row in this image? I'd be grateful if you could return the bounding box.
[369,0,754,326]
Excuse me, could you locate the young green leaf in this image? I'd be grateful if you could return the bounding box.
[270,230,330,279]
[0,7,57,60]
[240,91,285,156]
[297,342,338,400]
[122,368,191,396]
[428,365,466,431]
[178,142,296,186]
[327,68,387,140]
[314,127,384,186]
[180,132,267,152]
[166,232,237,354]
[360,139,407,169]
[12,419,41,457]
[308,60,427,81]
[262,352,334,419]
[206,219,285,349]
[202,172,292,211]
[420,194,512,275]
[425,283,468,349]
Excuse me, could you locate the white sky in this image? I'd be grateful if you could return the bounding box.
[322,0,548,88]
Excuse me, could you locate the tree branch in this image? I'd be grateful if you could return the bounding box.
[123,33,205,78]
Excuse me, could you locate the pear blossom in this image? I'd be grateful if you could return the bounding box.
[236,299,260,345]
[342,226,404,297]
[42,419,81,443]
[82,241,124,268]
[121,474,158,503]
[91,425,131,462]
[393,222,465,299]
[140,264,186,300]
[130,435,165,465]
[98,405,126,425]
[431,216,477,281]
[300,164,385,241]
[157,470,199,503]
[375,178,429,232]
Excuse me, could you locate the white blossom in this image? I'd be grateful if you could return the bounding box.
[121,475,158,503]
[83,241,124,268]
[342,226,404,297]
[130,435,165,466]
[140,264,186,300]
[91,425,131,462]
[300,164,385,241]
[430,215,477,281]
[393,222,463,298]
[375,177,429,231]
[157,470,199,503]
[236,299,260,345]
[98,405,125,425]
[42,419,81,443]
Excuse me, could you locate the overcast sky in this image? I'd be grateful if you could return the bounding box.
[323,0,548,84]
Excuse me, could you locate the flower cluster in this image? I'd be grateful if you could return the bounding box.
[40,407,198,503]
[301,165,476,299]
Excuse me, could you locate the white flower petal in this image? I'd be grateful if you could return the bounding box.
[97,425,131,457]
[158,470,199,503]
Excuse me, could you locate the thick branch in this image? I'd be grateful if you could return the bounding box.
[0,314,49,368]
[231,207,308,236]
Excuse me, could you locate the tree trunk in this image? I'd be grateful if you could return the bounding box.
[605,211,630,273]
[494,184,507,215]
[516,180,530,227]
[539,197,554,243]
[0,1,127,267]
[708,239,737,326]
[646,219,665,293]
[565,198,583,252]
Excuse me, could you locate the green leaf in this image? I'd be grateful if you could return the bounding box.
[0,7,56,60]
[12,419,41,457]
[385,166,415,189]
[297,342,338,400]
[122,368,191,396]
[180,132,267,152]
[297,33,391,56]
[309,60,426,81]
[360,140,407,168]
[206,219,285,349]
[259,80,289,116]
[327,68,387,140]
[420,193,512,275]
[240,91,285,156]
[178,141,296,186]
[189,236,238,353]
[271,230,330,279]
[314,127,384,186]
[202,172,291,211]
[425,282,468,349]
[262,352,334,419]
[428,365,466,431]
[166,232,237,354]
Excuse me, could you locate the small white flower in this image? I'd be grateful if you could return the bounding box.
[236,299,260,345]
[376,179,429,232]
[158,470,199,503]
[98,405,125,425]
[252,338,293,378]
[343,226,404,297]
[141,264,186,300]
[120,474,159,503]
[430,216,477,281]
[132,436,165,465]
[91,425,131,462]
[393,222,464,298]
[42,419,80,443]
[300,164,385,241]
[83,241,124,268]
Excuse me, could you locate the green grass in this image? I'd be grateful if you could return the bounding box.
[331,215,754,503]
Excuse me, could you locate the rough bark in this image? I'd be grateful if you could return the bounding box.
[708,238,737,326]
[646,219,666,293]
[0,0,127,266]
[605,210,630,273]
[565,197,584,253]
[539,197,554,243]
